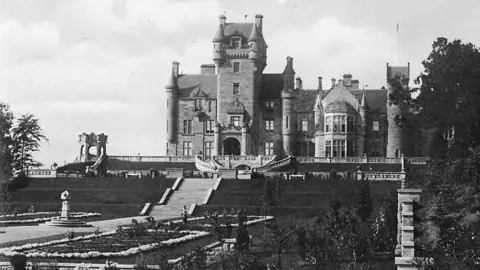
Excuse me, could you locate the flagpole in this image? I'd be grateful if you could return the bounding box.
[397,23,400,64]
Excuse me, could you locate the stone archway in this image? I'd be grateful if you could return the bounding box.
[223,137,241,155]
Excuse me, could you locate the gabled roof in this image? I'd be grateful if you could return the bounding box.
[176,74,218,99]
[262,74,284,98]
[351,90,388,113]
[297,90,318,113]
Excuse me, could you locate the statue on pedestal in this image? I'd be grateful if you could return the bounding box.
[60,190,71,218]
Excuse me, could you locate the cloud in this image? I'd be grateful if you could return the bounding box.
[265,16,396,89]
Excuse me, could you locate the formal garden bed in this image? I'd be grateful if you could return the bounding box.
[0,211,101,226]
[0,214,274,264]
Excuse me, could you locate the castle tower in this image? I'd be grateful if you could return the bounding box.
[386,63,410,158]
[212,16,226,68]
[78,133,108,163]
[165,62,179,145]
[356,91,367,156]
[281,57,297,156]
[314,90,324,157]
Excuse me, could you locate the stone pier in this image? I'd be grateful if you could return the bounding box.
[394,188,427,270]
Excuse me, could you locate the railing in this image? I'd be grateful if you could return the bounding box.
[254,156,293,173]
[364,172,405,181]
[27,169,57,178]
[195,156,220,173]
[109,156,195,162]
[295,156,402,164]
[406,157,430,165]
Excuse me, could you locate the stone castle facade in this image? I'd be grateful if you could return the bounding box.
[164,14,427,159]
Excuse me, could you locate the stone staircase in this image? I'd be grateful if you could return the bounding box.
[149,178,216,219]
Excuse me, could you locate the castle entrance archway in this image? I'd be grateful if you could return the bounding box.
[223,138,240,155]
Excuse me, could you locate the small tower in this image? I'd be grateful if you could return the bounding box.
[281,56,297,156]
[314,91,324,157]
[212,15,226,68]
[356,91,367,156]
[78,133,108,163]
[166,61,179,145]
[386,62,409,158]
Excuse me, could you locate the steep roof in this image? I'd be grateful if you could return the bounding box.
[248,24,261,41]
[262,74,283,98]
[176,74,218,99]
[325,101,357,113]
[351,89,388,113]
[224,23,254,38]
[165,69,177,89]
[212,24,225,42]
[297,90,318,113]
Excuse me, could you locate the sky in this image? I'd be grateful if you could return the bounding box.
[1,0,480,167]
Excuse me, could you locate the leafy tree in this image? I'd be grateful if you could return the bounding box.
[355,179,373,222]
[389,38,480,159]
[11,113,49,172]
[0,102,14,178]
[264,220,296,269]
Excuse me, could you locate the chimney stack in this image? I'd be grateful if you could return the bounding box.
[343,74,352,87]
[219,15,226,25]
[255,14,263,34]
[172,61,180,77]
[318,77,323,91]
[295,77,303,90]
[331,77,336,88]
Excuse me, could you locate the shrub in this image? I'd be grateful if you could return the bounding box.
[9,254,27,270]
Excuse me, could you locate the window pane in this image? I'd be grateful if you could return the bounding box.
[373,121,379,131]
[302,120,308,131]
[233,62,240,73]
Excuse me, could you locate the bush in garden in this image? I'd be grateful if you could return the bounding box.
[9,254,27,270]
[28,205,35,213]
[65,230,75,240]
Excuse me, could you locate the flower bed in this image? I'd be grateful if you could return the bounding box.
[0,215,273,262]
[0,212,101,225]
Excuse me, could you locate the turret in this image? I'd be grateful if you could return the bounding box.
[314,91,324,157]
[166,62,179,144]
[212,15,226,67]
[281,57,297,156]
[386,62,410,158]
[248,24,263,63]
[356,91,367,156]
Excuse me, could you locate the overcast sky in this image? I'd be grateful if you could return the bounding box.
[1,0,479,167]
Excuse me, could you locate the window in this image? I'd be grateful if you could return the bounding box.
[395,149,400,158]
[232,37,241,48]
[333,140,346,157]
[286,116,289,129]
[301,120,308,131]
[347,140,354,157]
[167,99,169,108]
[166,143,169,155]
[325,140,331,157]
[182,141,192,156]
[208,101,213,112]
[347,116,354,132]
[373,121,380,131]
[325,116,332,132]
[265,101,274,111]
[183,120,192,134]
[205,142,213,158]
[233,62,240,73]
[265,120,274,131]
[206,120,215,133]
[166,120,168,133]
[265,142,274,155]
[233,83,239,95]
[195,99,203,111]
[332,115,346,132]
[231,116,241,127]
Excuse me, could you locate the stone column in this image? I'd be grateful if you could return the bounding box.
[395,189,423,270]
[241,125,247,156]
[213,124,220,156]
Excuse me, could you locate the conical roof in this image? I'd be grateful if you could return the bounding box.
[360,91,367,108]
[248,24,261,42]
[212,24,225,42]
[314,93,323,110]
[165,69,177,89]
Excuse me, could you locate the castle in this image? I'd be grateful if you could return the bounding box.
[164,14,426,159]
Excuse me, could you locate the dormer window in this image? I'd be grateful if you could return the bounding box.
[232,37,241,48]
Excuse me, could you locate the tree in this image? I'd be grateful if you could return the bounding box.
[11,113,49,172]
[355,179,373,222]
[0,102,14,179]
[389,38,480,160]
[265,220,296,269]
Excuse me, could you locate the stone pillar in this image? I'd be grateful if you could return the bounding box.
[213,124,220,156]
[395,189,422,270]
[61,200,70,218]
[241,125,247,156]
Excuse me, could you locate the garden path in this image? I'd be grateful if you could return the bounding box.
[0,213,179,246]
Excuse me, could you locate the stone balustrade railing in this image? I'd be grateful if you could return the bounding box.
[295,156,405,164]
[364,172,405,181]
[27,169,57,178]
[109,156,195,162]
